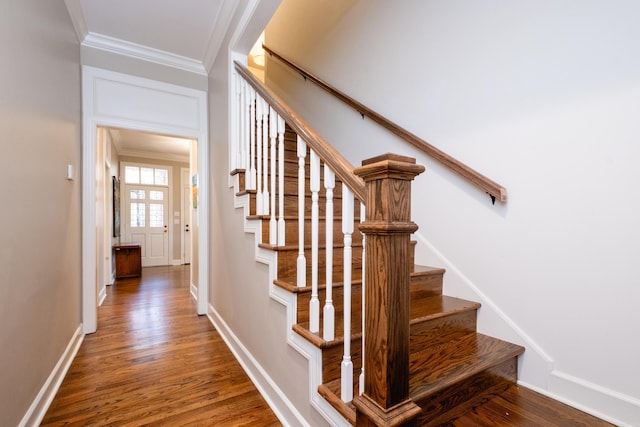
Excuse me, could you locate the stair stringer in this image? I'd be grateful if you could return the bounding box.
[229,175,352,426]
[283,305,354,427]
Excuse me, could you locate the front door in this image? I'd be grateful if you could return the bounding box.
[125,185,169,266]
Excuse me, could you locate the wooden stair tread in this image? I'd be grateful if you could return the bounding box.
[450,384,616,426]
[258,242,363,251]
[409,333,524,399]
[246,214,357,221]
[318,380,356,425]
[274,266,435,294]
[411,295,480,323]
[413,265,446,275]
[292,322,361,349]
[291,295,474,351]
[274,278,362,293]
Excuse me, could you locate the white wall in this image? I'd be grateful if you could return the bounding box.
[265,1,640,424]
[0,2,82,426]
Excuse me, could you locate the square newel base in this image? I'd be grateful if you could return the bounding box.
[353,394,422,427]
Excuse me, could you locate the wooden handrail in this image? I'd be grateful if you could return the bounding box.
[263,45,507,203]
[234,61,366,203]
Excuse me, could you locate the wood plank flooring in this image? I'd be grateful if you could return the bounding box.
[450,384,615,427]
[41,266,281,427]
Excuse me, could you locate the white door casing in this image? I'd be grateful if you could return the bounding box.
[82,66,209,333]
[181,168,192,264]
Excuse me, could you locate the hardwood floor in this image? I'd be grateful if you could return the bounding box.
[41,265,281,427]
[450,384,615,427]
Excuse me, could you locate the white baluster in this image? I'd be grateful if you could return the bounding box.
[269,107,277,246]
[249,87,256,190]
[262,98,269,215]
[255,95,263,214]
[239,79,246,171]
[233,72,241,171]
[341,185,354,402]
[359,201,365,395]
[297,136,307,288]
[244,80,251,172]
[277,115,286,246]
[309,151,320,333]
[323,166,335,341]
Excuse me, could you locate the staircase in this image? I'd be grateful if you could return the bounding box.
[234,124,528,425]
[231,62,614,427]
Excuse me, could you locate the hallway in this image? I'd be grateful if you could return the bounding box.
[41,266,281,426]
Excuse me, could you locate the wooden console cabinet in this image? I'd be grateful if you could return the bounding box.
[114,243,142,279]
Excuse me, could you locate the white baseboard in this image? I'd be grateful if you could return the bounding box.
[542,370,638,426]
[207,304,311,427]
[171,259,182,266]
[416,234,638,426]
[19,325,84,427]
[98,284,107,306]
[190,283,197,302]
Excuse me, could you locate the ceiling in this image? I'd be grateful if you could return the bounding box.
[65,0,235,161]
[79,0,225,63]
[108,128,193,163]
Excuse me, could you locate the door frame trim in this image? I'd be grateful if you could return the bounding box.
[82,66,209,333]
[180,167,191,265]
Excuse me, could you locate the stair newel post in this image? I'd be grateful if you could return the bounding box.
[255,94,263,215]
[249,87,256,190]
[323,166,335,341]
[341,185,355,402]
[269,106,277,246]
[261,98,269,215]
[359,200,365,396]
[309,150,321,333]
[353,154,425,427]
[296,136,307,288]
[277,115,286,246]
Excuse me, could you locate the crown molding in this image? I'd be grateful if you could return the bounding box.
[83,32,207,76]
[203,0,239,72]
[64,0,88,43]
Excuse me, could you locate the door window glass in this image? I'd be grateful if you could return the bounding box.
[130,189,145,200]
[149,204,164,228]
[130,203,145,227]
[124,166,169,186]
[149,190,164,201]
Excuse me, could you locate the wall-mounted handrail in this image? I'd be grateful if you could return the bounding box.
[262,45,507,203]
[234,61,366,203]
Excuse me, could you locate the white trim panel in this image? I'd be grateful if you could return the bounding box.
[93,77,201,131]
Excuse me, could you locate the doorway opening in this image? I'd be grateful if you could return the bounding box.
[82,66,209,334]
[98,127,196,294]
